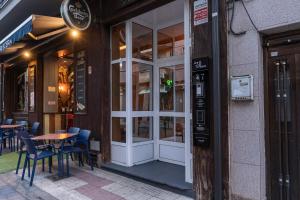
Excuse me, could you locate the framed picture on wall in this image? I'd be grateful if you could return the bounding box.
[28,65,36,112]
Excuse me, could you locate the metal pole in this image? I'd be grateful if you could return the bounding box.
[212,0,222,199]
[282,60,290,200]
[275,61,283,200]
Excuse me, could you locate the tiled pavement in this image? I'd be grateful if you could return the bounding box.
[0,162,193,200]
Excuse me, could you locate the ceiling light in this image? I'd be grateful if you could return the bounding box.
[23,51,31,58]
[70,29,79,38]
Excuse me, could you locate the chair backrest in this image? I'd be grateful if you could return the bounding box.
[31,122,40,135]
[68,127,80,134]
[21,136,37,155]
[16,120,28,126]
[4,119,13,125]
[16,129,30,140]
[76,129,91,146]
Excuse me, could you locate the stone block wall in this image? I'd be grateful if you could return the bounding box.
[228,0,300,199]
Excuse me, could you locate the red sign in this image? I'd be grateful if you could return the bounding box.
[194,0,208,26]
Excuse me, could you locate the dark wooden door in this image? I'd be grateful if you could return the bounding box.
[267,46,300,200]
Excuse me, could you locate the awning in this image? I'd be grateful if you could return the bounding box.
[0,15,68,54]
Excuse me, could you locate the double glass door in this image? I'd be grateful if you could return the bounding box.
[110,0,191,183]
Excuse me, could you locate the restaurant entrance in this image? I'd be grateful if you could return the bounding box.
[266,35,300,200]
[110,0,192,183]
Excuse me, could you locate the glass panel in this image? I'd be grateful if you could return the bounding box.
[160,117,184,143]
[112,62,126,111]
[28,65,35,112]
[112,117,126,143]
[133,117,153,143]
[112,23,126,60]
[16,68,28,112]
[58,54,75,113]
[160,64,184,112]
[132,62,153,111]
[132,23,153,61]
[157,23,184,59]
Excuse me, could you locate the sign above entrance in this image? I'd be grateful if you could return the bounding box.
[61,0,91,31]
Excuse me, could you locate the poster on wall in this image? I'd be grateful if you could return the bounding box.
[194,0,208,26]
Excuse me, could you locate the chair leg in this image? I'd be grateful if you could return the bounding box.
[70,153,74,161]
[81,153,84,167]
[0,140,2,156]
[66,153,69,176]
[49,157,52,173]
[30,159,37,186]
[57,154,61,177]
[28,159,30,178]
[61,153,64,176]
[16,151,23,174]
[87,152,94,171]
[13,136,15,152]
[42,159,45,172]
[21,156,28,180]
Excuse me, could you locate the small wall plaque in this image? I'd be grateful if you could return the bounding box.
[231,75,254,101]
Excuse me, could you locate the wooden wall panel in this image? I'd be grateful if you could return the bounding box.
[72,0,111,162]
[191,0,228,199]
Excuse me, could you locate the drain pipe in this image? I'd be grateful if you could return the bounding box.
[212,0,223,199]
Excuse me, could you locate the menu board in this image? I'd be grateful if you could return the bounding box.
[75,50,87,113]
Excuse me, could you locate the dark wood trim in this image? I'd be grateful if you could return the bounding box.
[191,0,228,199]
[263,43,271,200]
[263,30,300,200]
[102,0,174,25]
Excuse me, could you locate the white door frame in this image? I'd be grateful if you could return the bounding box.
[110,0,193,183]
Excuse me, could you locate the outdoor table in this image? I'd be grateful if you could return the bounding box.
[0,124,24,129]
[32,133,78,177]
[0,124,25,151]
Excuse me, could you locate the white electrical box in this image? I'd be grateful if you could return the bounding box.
[231,75,254,101]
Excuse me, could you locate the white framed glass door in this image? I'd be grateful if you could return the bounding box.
[110,0,192,183]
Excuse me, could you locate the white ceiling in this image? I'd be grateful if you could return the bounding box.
[133,0,184,28]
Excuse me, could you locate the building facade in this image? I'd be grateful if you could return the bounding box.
[1,0,300,200]
[228,0,300,200]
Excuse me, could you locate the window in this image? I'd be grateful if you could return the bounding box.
[133,117,153,143]
[112,62,126,111]
[160,64,184,112]
[112,24,126,60]
[157,23,184,59]
[132,23,153,61]
[132,62,153,111]
[112,117,126,143]
[160,117,184,143]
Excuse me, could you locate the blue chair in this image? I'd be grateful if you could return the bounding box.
[4,119,13,125]
[14,121,28,151]
[68,127,80,134]
[0,129,9,155]
[21,136,57,186]
[60,129,93,176]
[1,119,14,151]
[15,130,31,176]
[30,122,40,136]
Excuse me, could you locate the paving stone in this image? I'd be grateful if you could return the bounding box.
[0,161,192,200]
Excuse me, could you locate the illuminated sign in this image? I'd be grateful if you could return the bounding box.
[61,0,91,31]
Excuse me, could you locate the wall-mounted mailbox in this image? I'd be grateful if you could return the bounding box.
[231,75,254,101]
